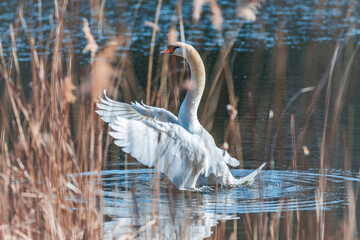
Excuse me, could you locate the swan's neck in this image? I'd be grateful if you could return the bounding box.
[179,50,205,132]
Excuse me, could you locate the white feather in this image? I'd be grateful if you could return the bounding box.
[109,116,207,190]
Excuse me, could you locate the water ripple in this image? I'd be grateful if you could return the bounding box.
[88,163,359,239]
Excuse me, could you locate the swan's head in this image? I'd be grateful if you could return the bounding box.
[161,42,189,59]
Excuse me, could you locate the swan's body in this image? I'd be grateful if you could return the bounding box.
[96,42,266,190]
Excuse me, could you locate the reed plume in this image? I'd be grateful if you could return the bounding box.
[237,0,265,22]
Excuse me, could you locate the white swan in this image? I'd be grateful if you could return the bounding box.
[96,42,266,190]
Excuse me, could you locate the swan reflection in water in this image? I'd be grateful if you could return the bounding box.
[103,175,248,240]
[100,167,353,239]
[96,42,265,190]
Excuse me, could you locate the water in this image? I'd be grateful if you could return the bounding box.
[97,162,359,239]
[1,0,360,238]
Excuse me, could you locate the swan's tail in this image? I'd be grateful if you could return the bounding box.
[234,163,266,185]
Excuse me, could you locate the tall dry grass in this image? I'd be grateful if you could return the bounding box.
[0,2,107,239]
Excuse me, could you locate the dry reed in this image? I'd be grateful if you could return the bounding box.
[0,2,104,239]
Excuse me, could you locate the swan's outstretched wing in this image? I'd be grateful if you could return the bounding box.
[96,90,179,124]
[234,163,266,185]
[108,116,208,190]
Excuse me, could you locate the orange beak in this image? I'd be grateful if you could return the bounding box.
[161,46,175,54]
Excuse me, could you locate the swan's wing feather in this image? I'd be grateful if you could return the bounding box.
[234,163,266,185]
[131,101,179,124]
[96,90,179,124]
[199,128,240,171]
[96,106,143,123]
[109,116,208,190]
[218,149,240,167]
